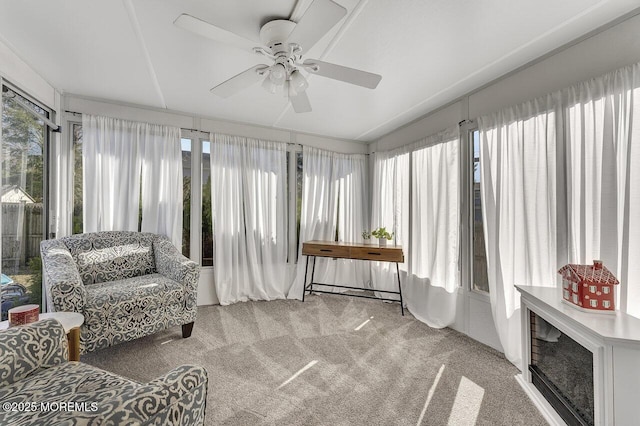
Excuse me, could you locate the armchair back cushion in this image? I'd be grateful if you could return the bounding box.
[63,231,156,285]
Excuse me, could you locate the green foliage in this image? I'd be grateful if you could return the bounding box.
[182,175,191,258]
[371,227,393,240]
[201,176,214,263]
[2,95,45,202]
[72,124,83,234]
[27,257,43,311]
[362,230,371,240]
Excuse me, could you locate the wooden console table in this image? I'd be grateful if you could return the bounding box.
[301,240,405,315]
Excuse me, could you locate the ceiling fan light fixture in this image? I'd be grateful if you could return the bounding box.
[289,70,309,96]
[262,76,279,94]
[269,63,286,85]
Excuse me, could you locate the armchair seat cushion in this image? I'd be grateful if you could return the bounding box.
[82,274,188,352]
[86,273,185,311]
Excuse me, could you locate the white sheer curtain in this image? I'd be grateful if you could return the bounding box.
[211,134,289,305]
[371,127,460,328]
[82,115,183,247]
[370,148,410,297]
[564,62,640,317]
[329,153,370,289]
[409,128,460,328]
[289,146,369,299]
[82,115,142,232]
[140,125,182,248]
[479,62,640,366]
[478,94,561,365]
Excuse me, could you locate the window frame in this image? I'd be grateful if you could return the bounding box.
[463,126,490,297]
[1,79,53,316]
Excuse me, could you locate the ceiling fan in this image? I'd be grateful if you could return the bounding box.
[174,0,382,113]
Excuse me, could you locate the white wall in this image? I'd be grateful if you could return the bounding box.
[367,11,640,352]
[0,38,59,112]
[371,101,464,152]
[372,11,640,153]
[469,12,640,118]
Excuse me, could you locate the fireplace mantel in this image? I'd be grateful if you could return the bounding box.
[516,285,640,425]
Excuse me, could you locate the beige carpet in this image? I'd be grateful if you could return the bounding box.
[82,295,547,426]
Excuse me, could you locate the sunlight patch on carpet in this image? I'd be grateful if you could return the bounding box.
[354,316,374,331]
[416,364,446,426]
[277,360,318,389]
[447,376,485,426]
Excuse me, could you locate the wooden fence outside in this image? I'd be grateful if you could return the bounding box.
[2,203,43,272]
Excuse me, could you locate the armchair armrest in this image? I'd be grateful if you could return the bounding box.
[153,236,200,311]
[40,239,86,313]
[73,364,208,425]
[0,319,69,387]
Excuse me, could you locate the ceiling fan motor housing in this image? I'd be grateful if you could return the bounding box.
[260,20,296,54]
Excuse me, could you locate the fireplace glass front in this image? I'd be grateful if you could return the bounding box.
[529,311,594,426]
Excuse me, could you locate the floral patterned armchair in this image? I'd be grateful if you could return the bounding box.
[40,231,199,353]
[0,319,208,425]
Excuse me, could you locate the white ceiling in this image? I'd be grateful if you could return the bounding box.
[1,0,638,142]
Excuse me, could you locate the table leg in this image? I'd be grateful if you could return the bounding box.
[310,256,317,295]
[302,256,310,302]
[396,263,404,316]
[67,327,81,361]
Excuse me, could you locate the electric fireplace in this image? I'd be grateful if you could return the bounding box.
[529,311,593,425]
[516,285,640,426]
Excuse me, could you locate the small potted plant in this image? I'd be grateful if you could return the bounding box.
[371,227,393,247]
[362,230,371,241]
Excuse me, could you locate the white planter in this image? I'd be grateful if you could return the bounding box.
[379,238,387,247]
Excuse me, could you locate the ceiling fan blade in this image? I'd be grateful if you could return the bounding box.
[211,65,269,98]
[287,0,346,52]
[174,14,259,51]
[290,92,312,113]
[303,59,382,89]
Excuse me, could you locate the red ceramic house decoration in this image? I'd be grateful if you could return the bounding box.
[558,260,619,313]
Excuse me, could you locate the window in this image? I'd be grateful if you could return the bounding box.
[286,149,304,263]
[1,84,49,318]
[72,123,83,234]
[472,130,489,293]
[296,151,303,253]
[181,138,191,257]
[68,130,302,269]
[201,140,213,266]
